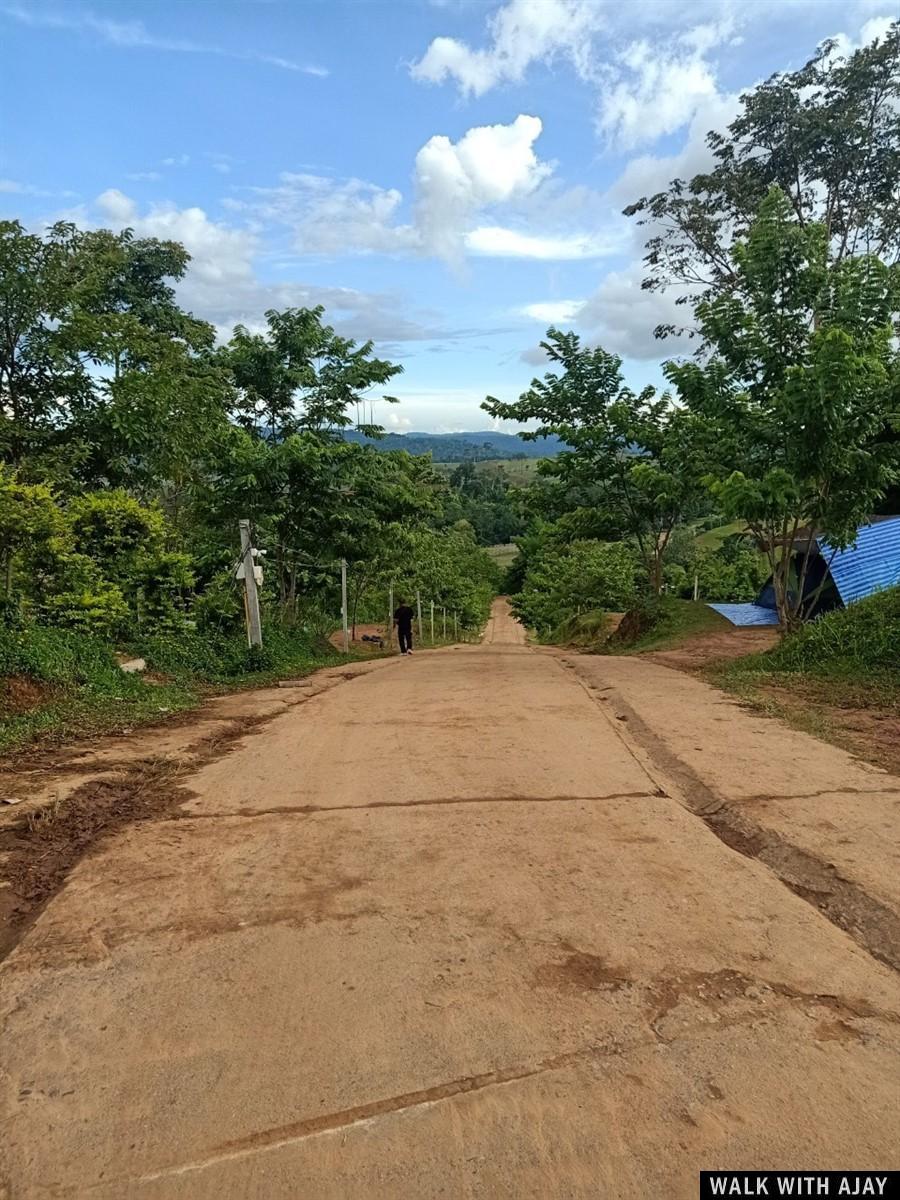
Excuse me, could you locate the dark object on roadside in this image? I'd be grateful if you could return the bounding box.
[361,634,384,648]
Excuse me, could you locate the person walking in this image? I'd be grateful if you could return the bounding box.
[394,597,415,655]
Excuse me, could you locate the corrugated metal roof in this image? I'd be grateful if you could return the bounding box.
[818,516,900,606]
[707,603,781,627]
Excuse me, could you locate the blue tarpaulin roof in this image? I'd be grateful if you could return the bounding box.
[818,517,900,606]
[707,603,781,627]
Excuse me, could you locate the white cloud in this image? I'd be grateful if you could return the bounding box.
[414,114,552,260]
[597,25,726,149]
[466,226,618,259]
[518,300,585,324]
[235,114,603,264]
[243,172,415,256]
[0,4,329,74]
[410,0,599,96]
[83,190,493,350]
[0,178,52,196]
[125,170,162,182]
[578,264,696,360]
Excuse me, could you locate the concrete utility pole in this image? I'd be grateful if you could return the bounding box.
[693,572,699,602]
[341,559,349,654]
[416,589,423,645]
[430,599,435,645]
[387,583,394,650]
[238,520,263,649]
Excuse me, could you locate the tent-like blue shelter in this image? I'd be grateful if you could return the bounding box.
[709,515,900,627]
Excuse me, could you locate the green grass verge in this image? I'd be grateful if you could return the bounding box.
[705,587,900,767]
[0,622,351,756]
[606,597,731,654]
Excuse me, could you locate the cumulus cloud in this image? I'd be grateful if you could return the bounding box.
[466,226,619,259]
[597,24,727,149]
[577,265,696,360]
[414,114,552,259]
[241,173,415,256]
[410,0,599,96]
[85,190,460,347]
[234,114,608,263]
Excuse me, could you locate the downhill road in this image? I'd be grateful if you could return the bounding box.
[2,599,899,1197]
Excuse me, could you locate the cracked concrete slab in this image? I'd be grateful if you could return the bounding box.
[1,601,899,1197]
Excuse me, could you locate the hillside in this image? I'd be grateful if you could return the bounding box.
[342,429,567,461]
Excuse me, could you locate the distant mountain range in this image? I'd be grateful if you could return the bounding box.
[342,429,567,462]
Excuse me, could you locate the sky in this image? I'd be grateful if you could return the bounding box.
[0,0,895,432]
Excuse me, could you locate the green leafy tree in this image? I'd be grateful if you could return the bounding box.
[513,538,638,637]
[625,24,900,333]
[483,329,703,592]
[223,307,402,443]
[0,221,90,472]
[0,467,65,603]
[667,188,900,627]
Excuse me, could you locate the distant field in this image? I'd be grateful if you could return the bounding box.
[486,543,519,570]
[435,458,546,486]
[695,520,747,549]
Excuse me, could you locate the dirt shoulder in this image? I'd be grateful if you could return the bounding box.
[0,658,393,960]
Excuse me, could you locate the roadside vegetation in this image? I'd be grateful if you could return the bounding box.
[488,28,900,672]
[3,25,900,762]
[0,229,498,752]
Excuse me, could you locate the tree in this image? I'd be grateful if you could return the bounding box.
[0,468,64,602]
[222,306,402,443]
[482,329,703,592]
[0,221,90,471]
[667,188,900,627]
[625,24,900,335]
[0,220,231,495]
[512,536,638,637]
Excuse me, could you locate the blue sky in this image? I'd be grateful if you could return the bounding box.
[1,0,894,431]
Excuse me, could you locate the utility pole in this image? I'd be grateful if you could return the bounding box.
[416,589,423,645]
[238,520,263,649]
[387,582,393,650]
[341,558,349,654]
[442,607,447,639]
[693,572,699,602]
[430,599,434,645]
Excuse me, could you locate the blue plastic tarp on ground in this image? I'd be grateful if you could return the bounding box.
[818,517,900,606]
[707,603,781,627]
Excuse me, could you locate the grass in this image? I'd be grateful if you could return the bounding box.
[486,543,519,570]
[433,458,546,486]
[550,611,611,648]
[606,597,731,654]
[0,621,350,756]
[693,520,746,549]
[706,587,900,773]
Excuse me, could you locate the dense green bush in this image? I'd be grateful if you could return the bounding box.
[136,623,337,682]
[513,539,638,637]
[765,586,900,672]
[0,624,136,692]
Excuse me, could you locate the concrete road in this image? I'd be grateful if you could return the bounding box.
[2,599,899,1198]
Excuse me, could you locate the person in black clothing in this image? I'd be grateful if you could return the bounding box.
[394,598,415,654]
